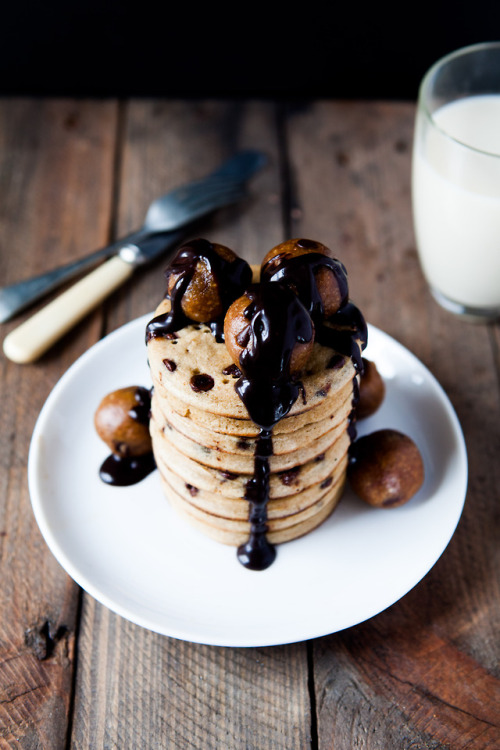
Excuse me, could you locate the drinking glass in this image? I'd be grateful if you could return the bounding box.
[412,42,500,321]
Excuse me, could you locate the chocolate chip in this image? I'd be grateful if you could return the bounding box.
[190,374,214,392]
[163,358,177,372]
[220,470,238,480]
[222,363,241,378]
[279,466,301,485]
[320,476,333,489]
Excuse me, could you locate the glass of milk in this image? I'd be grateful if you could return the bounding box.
[412,42,500,321]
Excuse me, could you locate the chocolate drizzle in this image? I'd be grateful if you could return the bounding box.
[233,283,314,570]
[237,428,277,570]
[316,302,368,375]
[99,451,156,486]
[145,238,252,343]
[262,248,349,320]
[235,284,314,429]
[233,249,367,569]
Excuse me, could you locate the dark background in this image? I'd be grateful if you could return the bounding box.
[1,2,499,100]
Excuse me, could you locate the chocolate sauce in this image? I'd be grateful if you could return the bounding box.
[261,247,349,321]
[145,238,252,343]
[222,363,241,378]
[99,386,156,486]
[128,386,152,424]
[261,245,366,374]
[237,428,277,570]
[234,283,314,570]
[316,302,368,375]
[99,452,156,486]
[235,284,314,429]
[234,250,367,570]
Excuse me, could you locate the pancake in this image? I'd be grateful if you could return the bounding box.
[148,299,357,420]
[151,415,351,498]
[145,237,367,569]
[153,388,353,454]
[154,377,354,437]
[160,473,345,546]
[152,406,348,474]
[156,448,348,521]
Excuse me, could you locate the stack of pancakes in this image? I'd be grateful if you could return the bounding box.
[147,297,357,547]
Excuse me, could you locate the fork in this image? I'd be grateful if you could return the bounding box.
[0,150,267,323]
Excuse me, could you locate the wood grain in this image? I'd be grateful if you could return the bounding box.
[286,99,500,749]
[0,98,118,748]
[0,98,499,749]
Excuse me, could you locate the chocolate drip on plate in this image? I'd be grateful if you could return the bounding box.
[99,451,156,486]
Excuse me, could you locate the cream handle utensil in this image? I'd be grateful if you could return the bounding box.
[0,149,266,323]
[3,256,133,363]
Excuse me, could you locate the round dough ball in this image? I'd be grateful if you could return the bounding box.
[166,239,251,323]
[348,429,424,507]
[357,358,385,419]
[224,289,314,375]
[94,386,152,457]
[261,238,348,317]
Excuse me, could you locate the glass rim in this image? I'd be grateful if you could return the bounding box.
[418,41,500,159]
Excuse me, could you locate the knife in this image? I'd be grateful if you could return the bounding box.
[0,149,267,323]
[3,151,266,363]
[3,228,192,363]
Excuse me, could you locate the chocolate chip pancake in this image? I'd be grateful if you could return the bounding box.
[145,238,368,570]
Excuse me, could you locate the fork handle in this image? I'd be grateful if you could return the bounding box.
[3,256,134,363]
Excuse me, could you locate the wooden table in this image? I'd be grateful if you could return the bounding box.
[0,98,499,749]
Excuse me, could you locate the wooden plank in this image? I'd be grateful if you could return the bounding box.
[0,98,119,748]
[70,100,312,750]
[102,98,285,332]
[285,100,500,748]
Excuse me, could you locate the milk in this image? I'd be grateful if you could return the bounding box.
[412,95,500,311]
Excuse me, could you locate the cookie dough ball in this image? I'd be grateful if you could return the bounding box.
[357,358,385,419]
[166,239,252,323]
[224,286,314,376]
[94,386,152,457]
[348,429,424,508]
[261,238,348,317]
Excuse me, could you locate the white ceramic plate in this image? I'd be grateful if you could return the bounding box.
[28,315,468,647]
